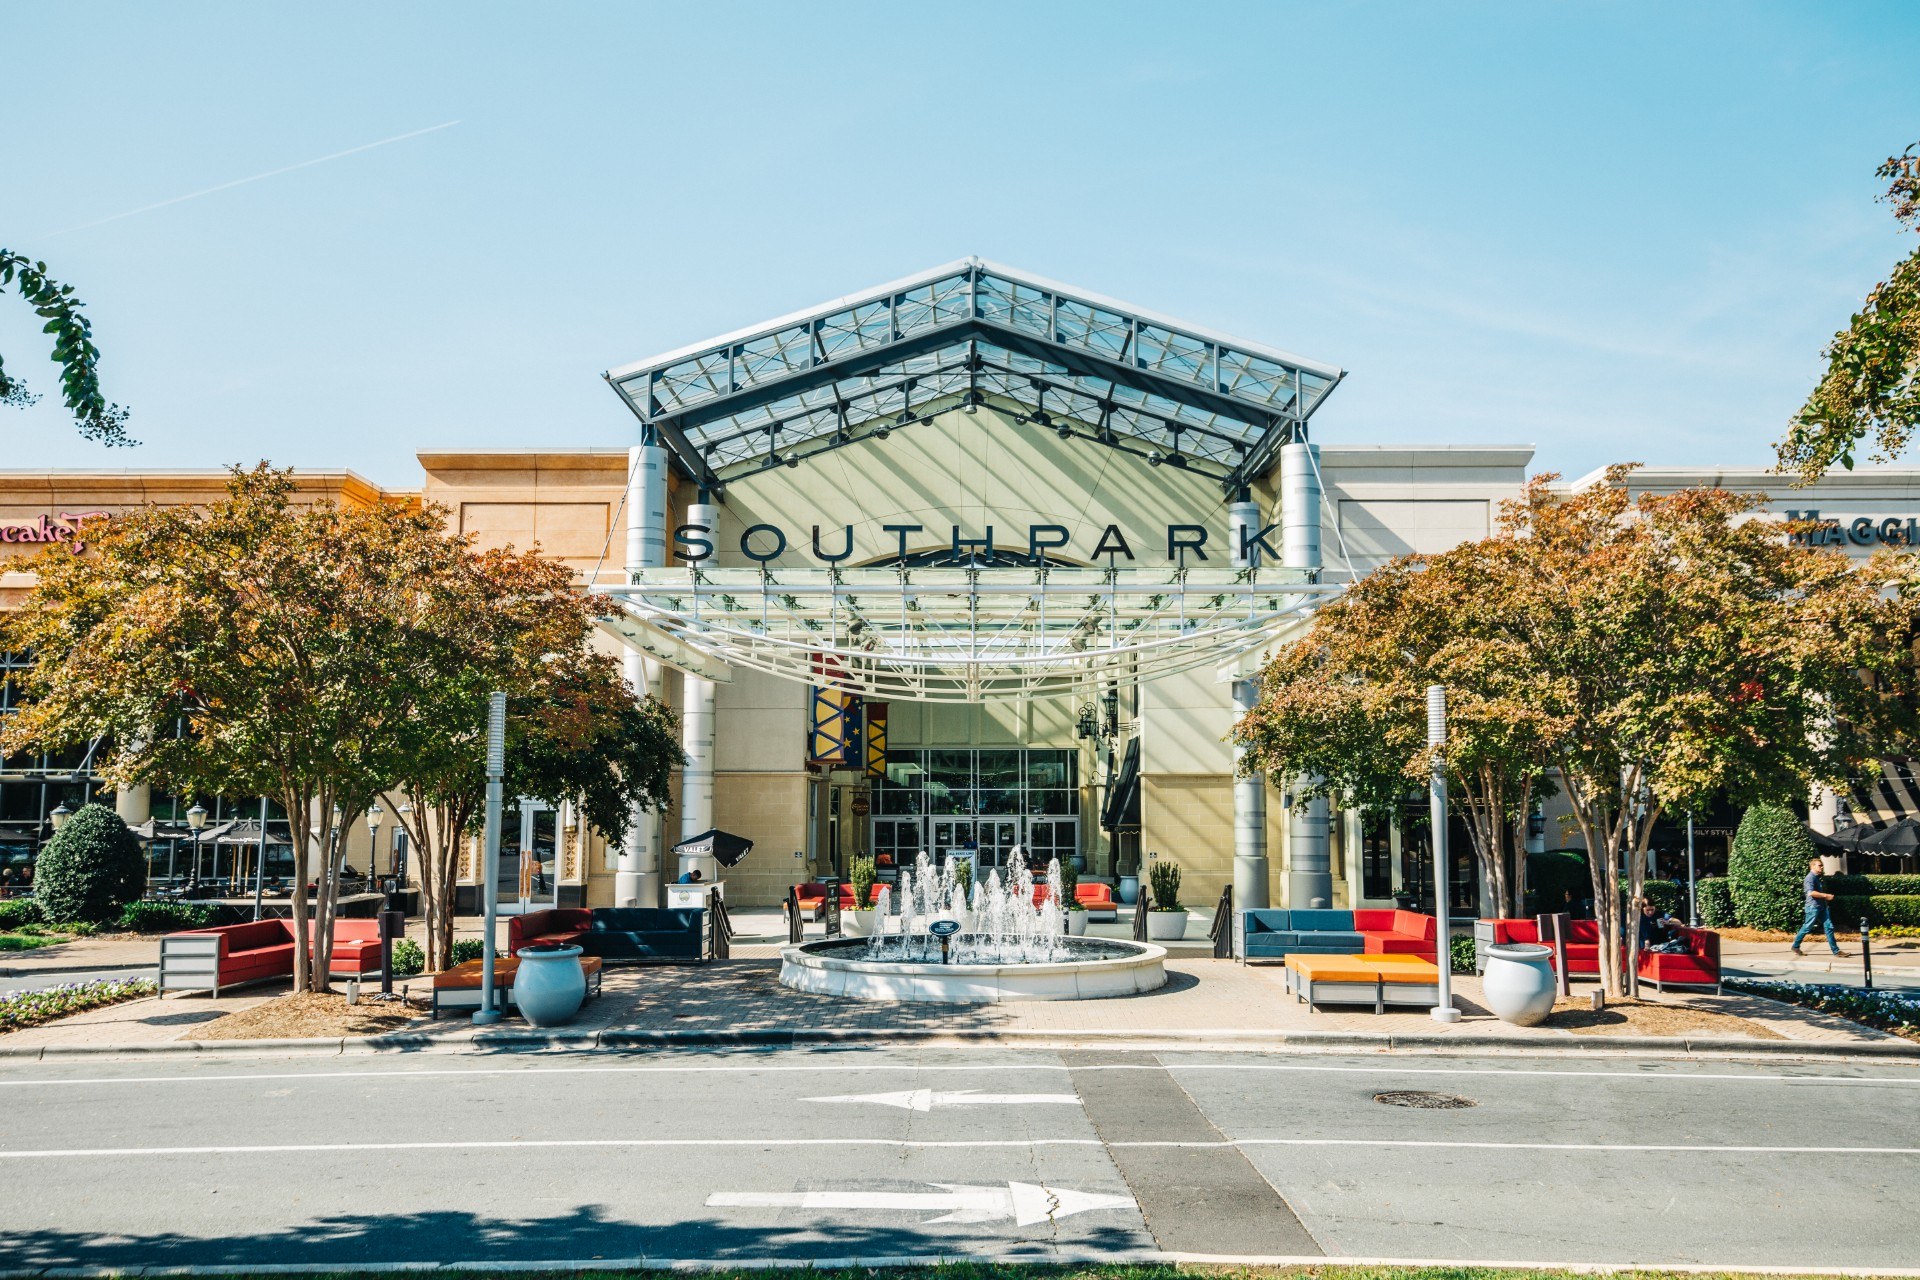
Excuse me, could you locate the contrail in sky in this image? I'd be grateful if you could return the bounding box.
[40,119,462,238]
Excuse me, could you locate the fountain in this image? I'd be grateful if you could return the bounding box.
[778,852,1167,1003]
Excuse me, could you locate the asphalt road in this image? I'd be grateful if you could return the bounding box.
[0,1044,1916,1272]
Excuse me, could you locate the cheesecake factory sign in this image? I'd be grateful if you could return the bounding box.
[670,518,1280,566]
[0,511,110,553]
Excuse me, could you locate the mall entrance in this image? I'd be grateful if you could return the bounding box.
[869,748,1081,878]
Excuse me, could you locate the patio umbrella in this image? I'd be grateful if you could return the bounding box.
[1861,818,1920,856]
[672,828,755,867]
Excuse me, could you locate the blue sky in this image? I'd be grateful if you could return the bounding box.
[2,1,1917,488]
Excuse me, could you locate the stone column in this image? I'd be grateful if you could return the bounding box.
[1281,438,1334,909]
[114,782,151,828]
[616,440,672,907]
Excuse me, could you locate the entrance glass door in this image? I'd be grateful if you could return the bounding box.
[1025,818,1079,873]
[974,819,1020,875]
[496,800,558,915]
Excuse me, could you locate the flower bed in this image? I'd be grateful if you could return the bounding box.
[0,978,157,1034]
[1727,978,1920,1043]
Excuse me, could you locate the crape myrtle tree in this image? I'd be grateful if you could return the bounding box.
[1234,544,1561,921]
[380,546,681,971]
[1240,468,1918,996]
[0,464,681,989]
[1777,143,1920,480]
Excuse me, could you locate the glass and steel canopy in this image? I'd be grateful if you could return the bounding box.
[592,566,1341,703]
[605,258,1346,495]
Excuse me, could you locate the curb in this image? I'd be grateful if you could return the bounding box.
[4,1023,1916,1062]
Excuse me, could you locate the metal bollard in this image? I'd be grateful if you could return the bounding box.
[1862,917,1874,990]
[378,909,406,997]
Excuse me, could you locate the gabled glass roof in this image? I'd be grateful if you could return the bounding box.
[606,258,1345,494]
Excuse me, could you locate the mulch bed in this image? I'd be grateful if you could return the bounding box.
[187,991,428,1040]
[1548,996,1783,1039]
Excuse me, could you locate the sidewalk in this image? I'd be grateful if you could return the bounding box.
[5,953,1912,1058]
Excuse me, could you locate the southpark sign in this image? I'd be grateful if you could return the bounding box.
[0,512,109,553]
[671,519,1282,566]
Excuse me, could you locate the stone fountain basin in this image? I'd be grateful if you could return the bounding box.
[778,937,1169,1003]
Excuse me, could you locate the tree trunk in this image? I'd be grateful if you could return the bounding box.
[283,784,314,994]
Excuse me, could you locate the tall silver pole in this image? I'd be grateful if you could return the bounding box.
[252,795,268,921]
[1686,813,1698,926]
[1427,684,1460,1023]
[473,691,507,1027]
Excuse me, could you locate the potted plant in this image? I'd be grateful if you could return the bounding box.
[952,857,974,922]
[1055,850,1088,936]
[1116,849,1141,905]
[845,855,877,937]
[1147,860,1186,941]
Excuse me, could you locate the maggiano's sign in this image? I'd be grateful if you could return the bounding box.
[671,519,1280,566]
[0,511,110,553]
[1784,511,1919,549]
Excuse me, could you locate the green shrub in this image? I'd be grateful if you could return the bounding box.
[1832,894,1920,929]
[1526,849,1590,915]
[1729,804,1817,931]
[390,937,425,977]
[1449,933,1475,974]
[953,858,973,901]
[1148,860,1182,910]
[1698,877,1736,928]
[1826,874,1920,896]
[116,900,214,933]
[0,898,43,929]
[849,855,876,910]
[450,937,484,965]
[32,804,145,924]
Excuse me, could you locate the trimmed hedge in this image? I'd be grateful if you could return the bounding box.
[1825,874,1920,897]
[390,937,425,977]
[450,937,484,965]
[1448,933,1475,974]
[0,898,43,930]
[1729,804,1817,931]
[1640,878,1686,920]
[32,804,145,925]
[116,900,215,933]
[1831,894,1920,929]
[1698,877,1736,928]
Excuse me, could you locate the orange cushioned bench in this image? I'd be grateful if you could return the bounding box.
[430,954,604,1018]
[1283,953,1440,1014]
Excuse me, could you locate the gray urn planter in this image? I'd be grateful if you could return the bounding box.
[1116,875,1140,905]
[1480,942,1557,1026]
[513,945,587,1026]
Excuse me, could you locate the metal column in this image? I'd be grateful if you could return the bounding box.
[1228,497,1270,909]
[1281,439,1333,909]
[678,499,719,884]
[616,441,670,907]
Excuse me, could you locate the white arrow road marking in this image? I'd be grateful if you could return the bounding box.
[804,1087,1082,1111]
[707,1181,1134,1227]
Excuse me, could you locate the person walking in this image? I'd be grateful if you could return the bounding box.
[1790,855,1845,957]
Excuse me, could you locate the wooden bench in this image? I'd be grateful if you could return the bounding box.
[1283,953,1439,1013]
[429,955,603,1018]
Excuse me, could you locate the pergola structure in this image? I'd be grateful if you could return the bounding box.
[594,260,1347,910]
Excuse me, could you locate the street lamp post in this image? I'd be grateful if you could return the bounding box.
[474,691,508,1027]
[1686,813,1698,927]
[1427,685,1460,1024]
[186,803,207,890]
[48,801,71,834]
[367,801,384,880]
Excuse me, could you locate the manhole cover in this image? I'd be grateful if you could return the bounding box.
[1373,1090,1477,1109]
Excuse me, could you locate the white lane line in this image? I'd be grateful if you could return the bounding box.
[4,1136,1917,1160]
[4,1059,1916,1088]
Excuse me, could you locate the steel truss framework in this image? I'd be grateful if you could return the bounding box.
[592,566,1341,703]
[605,258,1346,495]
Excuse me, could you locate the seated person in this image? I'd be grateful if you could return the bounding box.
[677,868,704,884]
[1635,898,1688,953]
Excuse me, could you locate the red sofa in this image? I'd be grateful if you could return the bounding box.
[1637,926,1721,992]
[507,907,593,954]
[792,882,858,921]
[159,918,386,996]
[1352,909,1440,955]
[1030,882,1119,921]
[1481,917,1604,976]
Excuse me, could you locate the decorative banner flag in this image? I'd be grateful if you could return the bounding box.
[808,686,859,766]
[865,702,888,777]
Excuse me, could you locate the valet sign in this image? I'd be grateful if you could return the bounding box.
[671,518,1281,566]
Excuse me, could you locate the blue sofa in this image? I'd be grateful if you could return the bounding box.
[1241,909,1366,962]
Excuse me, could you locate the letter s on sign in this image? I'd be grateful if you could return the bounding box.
[673,522,715,564]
